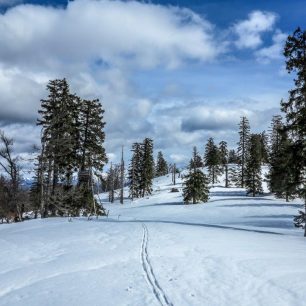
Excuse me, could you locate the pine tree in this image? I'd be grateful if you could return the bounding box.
[245,134,263,197]
[107,163,115,202]
[280,28,306,234]
[128,143,143,199]
[79,98,107,171]
[204,137,221,185]
[237,116,250,187]
[190,146,203,169]
[268,130,298,201]
[140,138,154,197]
[37,79,107,217]
[228,149,239,164]
[268,115,283,159]
[120,146,124,204]
[183,150,209,204]
[219,141,229,187]
[229,165,240,187]
[260,131,269,164]
[38,79,79,214]
[155,151,168,177]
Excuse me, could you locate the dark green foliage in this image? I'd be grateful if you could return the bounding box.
[183,151,209,204]
[237,116,250,187]
[219,141,229,187]
[259,131,269,164]
[37,79,107,217]
[245,134,263,196]
[190,146,203,169]
[268,115,283,159]
[128,143,143,199]
[140,138,154,197]
[204,137,221,185]
[280,28,306,234]
[228,149,239,164]
[228,165,240,187]
[267,131,298,201]
[79,99,107,171]
[155,151,168,177]
[128,138,154,199]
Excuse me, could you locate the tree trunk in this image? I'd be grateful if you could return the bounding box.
[304,198,306,237]
[225,165,228,188]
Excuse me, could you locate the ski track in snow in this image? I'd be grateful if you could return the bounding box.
[141,223,173,306]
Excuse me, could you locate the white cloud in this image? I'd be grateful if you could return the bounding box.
[0,1,286,165]
[170,153,188,164]
[0,0,219,70]
[233,10,277,49]
[255,30,287,63]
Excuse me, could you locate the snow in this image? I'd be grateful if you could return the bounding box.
[1,172,306,306]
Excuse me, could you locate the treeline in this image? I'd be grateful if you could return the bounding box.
[182,27,306,237]
[104,142,172,203]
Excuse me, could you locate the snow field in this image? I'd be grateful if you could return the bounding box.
[0,172,306,306]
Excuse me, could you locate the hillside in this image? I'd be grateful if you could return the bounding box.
[0,173,306,306]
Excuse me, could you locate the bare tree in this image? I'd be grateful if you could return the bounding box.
[0,131,22,222]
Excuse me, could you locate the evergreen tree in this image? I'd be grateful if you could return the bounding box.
[79,98,107,171]
[268,115,283,159]
[37,79,107,217]
[237,116,250,187]
[228,149,239,164]
[140,138,154,197]
[268,130,298,201]
[183,150,209,204]
[155,151,168,177]
[190,146,203,169]
[260,131,269,164]
[204,137,221,185]
[128,143,143,199]
[245,134,263,196]
[229,165,240,187]
[280,28,306,234]
[38,79,79,215]
[219,141,229,187]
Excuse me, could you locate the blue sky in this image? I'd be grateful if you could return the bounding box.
[0,0,305,166]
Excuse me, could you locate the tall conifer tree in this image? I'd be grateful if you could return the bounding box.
[219,141,229,187]
[204,138,221,185]
[237,116,250,187]
[245,134,263,197]
[280,28,306,234]
[183,149,209,204]
[155,151,168,177]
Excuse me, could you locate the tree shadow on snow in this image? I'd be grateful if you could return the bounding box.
[129,201,184,208]
[92,218,283,235]
[219,203,303,208]
[210,197,274,204]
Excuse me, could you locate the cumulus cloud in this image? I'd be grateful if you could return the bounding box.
[0,1,285,166]
[0,0,223,157]
[0,0,220,70]
[255,30,287,63]
[233,10,277,49]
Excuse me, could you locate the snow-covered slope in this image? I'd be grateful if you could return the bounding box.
[0,173,306,306]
